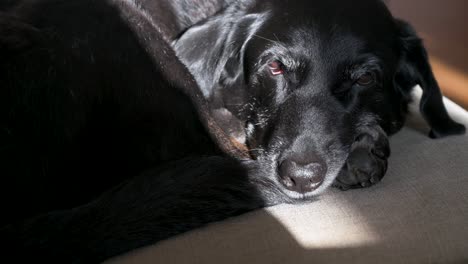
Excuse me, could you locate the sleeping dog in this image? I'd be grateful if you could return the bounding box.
[0,0,464,262]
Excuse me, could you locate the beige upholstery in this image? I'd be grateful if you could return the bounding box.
[108,88,468,264]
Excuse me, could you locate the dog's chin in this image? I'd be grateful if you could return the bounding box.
[275,171,341,201]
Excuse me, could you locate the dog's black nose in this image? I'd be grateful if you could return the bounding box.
[278,158,326,193]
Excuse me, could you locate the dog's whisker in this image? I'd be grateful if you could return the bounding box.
[273,33,280,42]
[252,34,281,45]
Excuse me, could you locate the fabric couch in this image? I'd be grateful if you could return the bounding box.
[107,87,468,264]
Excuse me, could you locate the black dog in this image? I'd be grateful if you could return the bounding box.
[173,0,465,192]
[0,0,464,262]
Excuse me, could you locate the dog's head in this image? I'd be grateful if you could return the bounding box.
[174,0,465,200]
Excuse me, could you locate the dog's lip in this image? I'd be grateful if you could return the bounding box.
[276,175,325,200]
[280,187,322,200]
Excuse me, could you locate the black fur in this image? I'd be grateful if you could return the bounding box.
[0,0,464,262]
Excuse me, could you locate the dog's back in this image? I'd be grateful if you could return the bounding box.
[0,0,217,226]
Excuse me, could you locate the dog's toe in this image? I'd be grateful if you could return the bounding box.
[332,180,352,191]
[355,168,382,188]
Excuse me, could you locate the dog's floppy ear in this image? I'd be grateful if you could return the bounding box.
[216,13,267,96]
[174,10,267,147]
[173,11,266,101]
[394,19,465,138]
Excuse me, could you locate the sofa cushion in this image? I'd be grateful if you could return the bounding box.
[108,88,468,264]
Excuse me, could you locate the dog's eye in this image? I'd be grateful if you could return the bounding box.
[268,60,285,76]
[356,73,375,86]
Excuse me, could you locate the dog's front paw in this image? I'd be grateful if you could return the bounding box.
[333,132,389,191]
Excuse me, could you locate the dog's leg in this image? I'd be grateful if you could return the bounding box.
[0,157,274,263]
[333,126,390,190]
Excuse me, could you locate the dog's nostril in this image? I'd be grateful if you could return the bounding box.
[282,176,296,188]
[278,158,327,193]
